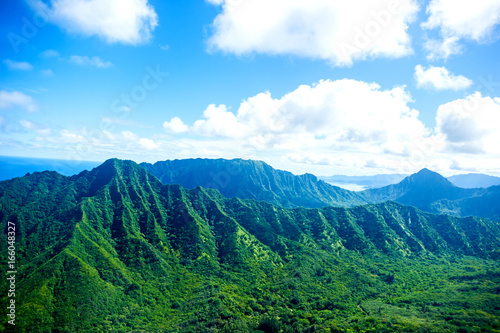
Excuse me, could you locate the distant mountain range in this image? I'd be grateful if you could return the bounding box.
[141,159,368,208]
[143,159,500,222]
[319,174,408,190]
[1,159,498,331]
[447,173,500,188]
[320,172,500,190]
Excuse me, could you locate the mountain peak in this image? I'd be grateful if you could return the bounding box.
[410,168,450,184]
[80,158,156,196]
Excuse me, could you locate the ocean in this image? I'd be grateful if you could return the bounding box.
[0,156,102,181]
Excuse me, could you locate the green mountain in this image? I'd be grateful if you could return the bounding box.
[362,168,477,206]
[142,159,500,221]
[1,159,499,332]
[141,159,368,208]
[362,169,500,221]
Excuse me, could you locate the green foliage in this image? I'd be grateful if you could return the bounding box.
[0,159,499,332]
[141,158,369,208]
[143,159,500,222]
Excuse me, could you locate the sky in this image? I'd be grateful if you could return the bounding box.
[0,0,500,177]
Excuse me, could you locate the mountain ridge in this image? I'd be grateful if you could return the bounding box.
[1,158,499,331]
[141,158,499,221]
[141,158,369,208]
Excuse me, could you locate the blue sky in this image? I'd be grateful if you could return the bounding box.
[1,0,500,176]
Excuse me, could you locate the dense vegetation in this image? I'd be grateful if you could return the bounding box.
[143,159,500,221]
[1,159,499,332]
[140,159,369,208]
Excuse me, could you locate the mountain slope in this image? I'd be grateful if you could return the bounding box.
[143,159,500,221]
[1,159,499,332]
[141,158,368,208]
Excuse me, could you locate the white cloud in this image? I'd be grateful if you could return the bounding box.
[163,117,189,133]
[422,0,500,59]
[435,92,500,154]
[60,129,86,143]
[192,105,249,138]
[40,69,54,77]
[20,119,35,130]
[139,138,158,150]
[172,79,428,157]
[121,130,139,141]
[423,36,463,61]
[414,65,473,90]
[29,0,158,45]
[69,55,113,68]
[3,59,33,71]
[20,119,52,135]
[39,49,60,58]
[35,128,162,159]
[0,91,37,112]
[101,117,149,128]
[36,128,52,136]
[207,0,420,66]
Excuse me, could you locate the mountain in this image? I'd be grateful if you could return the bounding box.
[431,185,500,223]
[143,159,500,222]
[1,159,499,332]
[363,168,479,207]
[362,169,500,221]
[448,173,500,189]
[141,159,369,208]
[319,173,408,190]
[2,157,498,221]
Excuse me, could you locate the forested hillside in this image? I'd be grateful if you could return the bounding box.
[1,159,499,332]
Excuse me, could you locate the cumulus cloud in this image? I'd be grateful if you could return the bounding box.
[3,59,33,71]
[414,65,473,90]
[0,91,37,112]
[69,55,113,68]
[29,0,158,45]
[422,0,500,59]
[207,0,420,66]
[192,104,249,138]
[163,117,189,133]
[170,79,428,156]
[435,92,500,154]
[138,138,158,150]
